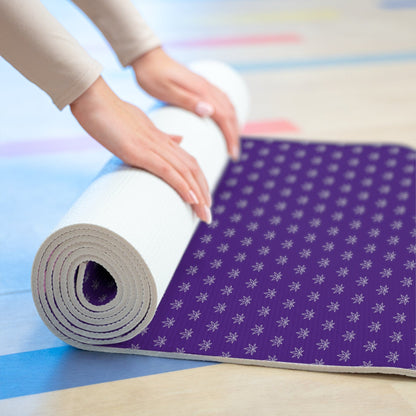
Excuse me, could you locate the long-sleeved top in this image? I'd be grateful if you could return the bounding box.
[0,0,161,110]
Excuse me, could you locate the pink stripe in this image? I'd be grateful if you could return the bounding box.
[0,137,100,157]
[166,34,301,48]
[243,120,299,135]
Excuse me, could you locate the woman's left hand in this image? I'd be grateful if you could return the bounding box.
[131,47,240,160]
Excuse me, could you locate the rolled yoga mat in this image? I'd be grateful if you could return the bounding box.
[32,62,416,378]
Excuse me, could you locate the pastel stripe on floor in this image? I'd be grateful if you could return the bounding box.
[242,120,299,135]
[0,346,213,400]
[234,51,416,72]
[380,0,416,8]
[197,9,339,25]
[0,120,298,157]
[166,33,301,48]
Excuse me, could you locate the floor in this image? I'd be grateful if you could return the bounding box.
[1,0,415,414]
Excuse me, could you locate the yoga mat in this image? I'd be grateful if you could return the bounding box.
[32,62,416,378]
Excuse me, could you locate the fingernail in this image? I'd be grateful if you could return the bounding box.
[204,205,212,224]
[208,193,212,207]
[188,190,199,205]
[195,101,214,117]
[231,145,240,161]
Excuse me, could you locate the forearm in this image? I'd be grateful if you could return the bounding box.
[72,0,161,67]
[0,0,102,110]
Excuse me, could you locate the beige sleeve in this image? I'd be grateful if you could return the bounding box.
[0,0,103,110]
[72,0,162,67]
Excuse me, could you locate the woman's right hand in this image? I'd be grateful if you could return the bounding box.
[70,76,212,223]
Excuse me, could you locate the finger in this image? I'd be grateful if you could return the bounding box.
[159,138,211,208]
[172,143,212,207]
[140,150,210,223]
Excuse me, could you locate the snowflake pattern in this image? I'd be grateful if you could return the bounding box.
[103,139,416,372]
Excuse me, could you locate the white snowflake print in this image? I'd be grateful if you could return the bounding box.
[364,243,376,253]
[281,239,294,249]
[380,268,393,278]
[198,340,212,352]
[327,301,340,312]
[287,224,299,234]
[193,249,206,259]
[342,330,356,342]
[206,321,220,332]
[200,234,213,243]
[251,324,265,336]
[397,294,410,305]
[258,246,270,256]
[316,339,330,351]
[318,258,330,268]
[305,233,317,243]
[322,320,335,331]
[289,281,301,292]
[368,321,382,333]
[246,278,258,289]
[336,267,349,277]
[315,358,325,365]
[195,292,209,303]
[203,275,216,286]
[247,222,259,231]
[213,302,227,313]
[270,336,284,347]
[307,291,320,302]
[186,265,198,276]
[232,313,245,324]
[283,298,296,309]
[323,242,335,252]
[264,231,276,240]
[389,331,403,343]
[400,277,413,287]
[258,306,271,317]
[162,317,175,328]
[332,284,344,295]
[313,274,326,284]
[294,264,307,275]
[264,288,277,299]
[376,285,389,295]
[178,282,191,293]
[217,243,229,253]
[239,296,252,306]
[188,310,201,321]
[225,332,239,344]
[153,336,167,348]
[170,299,183,310]
[393,312,406,324]
[351,293,365,304]
[230,213,242,223]
[221,285,234,296]
[296,328,310,339]
[228,268,240,279]
[299,248,312,258]
[346,311,360,323]
[337,350,351,362]
[290,347,304,359]
[360,259,373,270]
[276,255,288,265]
[252,262,264,272]
[210,259,223,269]
[302,309,315,320]
[270,271,283,282]
[269,216,282,225]
[180,328,193,340]
[224,228,236,238]
[356,276,368,287]
[276,316,290,328]
[234,253,247,263]
[363,340,377,352]
[372,302,385,313]
[385,351,399,363]
[387,235,399,245]
[241,237,253,247]
[244,344,258,356]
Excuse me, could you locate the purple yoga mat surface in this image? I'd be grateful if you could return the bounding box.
[98,137,415,373]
